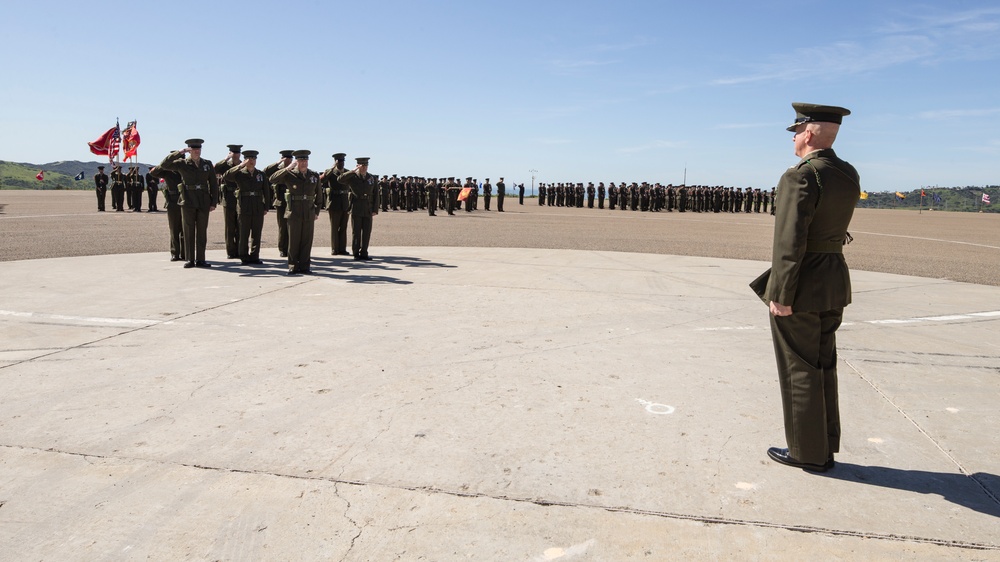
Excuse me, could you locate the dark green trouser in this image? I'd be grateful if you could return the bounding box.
[770,308,842,465]
[237,198,266,260]
[166,200,184,258]
[275,205,288,254]
[180,206,210,263]
[286,207,315,271]
[328,209,349,254]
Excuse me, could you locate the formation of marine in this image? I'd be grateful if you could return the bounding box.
[94,142,775,274]
[534,182,776,214]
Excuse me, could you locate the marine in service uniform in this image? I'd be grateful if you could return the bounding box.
[263,150,294,257]
[482,178,492,211]
[94,166,108,211]
[214,144,243,259]
[145,168,159,212]
[338,157,380,260]
[758,103,859,473]
[269,150,320,274]
[149,166,184,261]
[126,166,143,212]
[322,153,351,256]
[221,150,270,264]
[158,138,219,268]
[496,177,506,212]
[110,164,126,212]
[426,177,438,216]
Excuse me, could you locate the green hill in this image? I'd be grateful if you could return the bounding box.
[0,160,153,190]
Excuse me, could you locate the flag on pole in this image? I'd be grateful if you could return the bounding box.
[921,190,926,197]
[122,121,140,160]
[74,171,85,181]
[35,171,44,181]
[895,191,906,199]
[859,191,868,200]
[458,187,472,201]
[984,193,992,205]
[933,193,942,205]
[88,123,121,162]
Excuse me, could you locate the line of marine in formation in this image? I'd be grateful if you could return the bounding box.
[91,141,773,275]
[534,182,775,214]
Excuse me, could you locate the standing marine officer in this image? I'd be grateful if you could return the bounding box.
[757,103,860,472]
[264,150,294,257]
[94,165,108,211]
[149,165,184,261]
[338,157,379,260]
[269,150,320,274]
[215,144,243,259]
[159,138,219,268]
[322,153,351,256]
[496,177,506,212]
[221,150,270,264]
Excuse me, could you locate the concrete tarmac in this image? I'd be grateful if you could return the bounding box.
[1,247,998,560]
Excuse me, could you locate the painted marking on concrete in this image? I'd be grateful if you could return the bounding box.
[534,539,596,561]
[635,398,675,415]
[735,482,757,490]
[849,230,1000,250]
[0,309,159,326]
[868,437,884,444]
[695,310,1000,332]
[946,407,960,413]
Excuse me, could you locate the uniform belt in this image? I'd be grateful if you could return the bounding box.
[331,190,348,195]
[240,191,259,196]
[289,195,312,201]
[806,240,844,253]
[185,184,203,190]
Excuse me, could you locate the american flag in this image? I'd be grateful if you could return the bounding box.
[109,124,121,163]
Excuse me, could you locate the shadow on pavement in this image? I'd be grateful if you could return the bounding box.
[823,464,1000,518]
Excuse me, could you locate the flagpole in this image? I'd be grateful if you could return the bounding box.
[919,186,923,214]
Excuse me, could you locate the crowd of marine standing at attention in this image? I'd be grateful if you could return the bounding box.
[90,141,775,275]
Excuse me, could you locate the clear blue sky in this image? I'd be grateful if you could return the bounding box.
[3,1,998,192]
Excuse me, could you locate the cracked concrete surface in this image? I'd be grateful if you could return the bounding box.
[0,247,998,560]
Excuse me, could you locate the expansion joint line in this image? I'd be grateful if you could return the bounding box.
[0,279,316,372]
[3,443,999,552]
[844,358,1000,508]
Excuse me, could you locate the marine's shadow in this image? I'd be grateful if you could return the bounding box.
[822,463,1000,518]
[210,254,456,284]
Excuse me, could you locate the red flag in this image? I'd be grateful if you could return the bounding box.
[458,187,472,201]
[921,190,926,197]
[122,121,141,160]
[35,171,44,181]
[88,125,121,161]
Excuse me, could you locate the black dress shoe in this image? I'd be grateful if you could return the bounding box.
[287,270,298,276]
[353,255,362,261]
[766,447,830,472]
[170,256,181,262]
[250,259,264,265]
[183,261,195,269]
[196,261,211,268]
[279,252,288,257]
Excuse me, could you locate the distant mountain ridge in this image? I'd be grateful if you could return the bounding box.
[0,160,153,190]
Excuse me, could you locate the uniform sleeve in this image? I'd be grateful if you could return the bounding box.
[765,166,819,306]
[158,151,185,171]
[220,166,240,183]
[337,170,357,186]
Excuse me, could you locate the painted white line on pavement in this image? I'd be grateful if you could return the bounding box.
[0,309,160,326]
